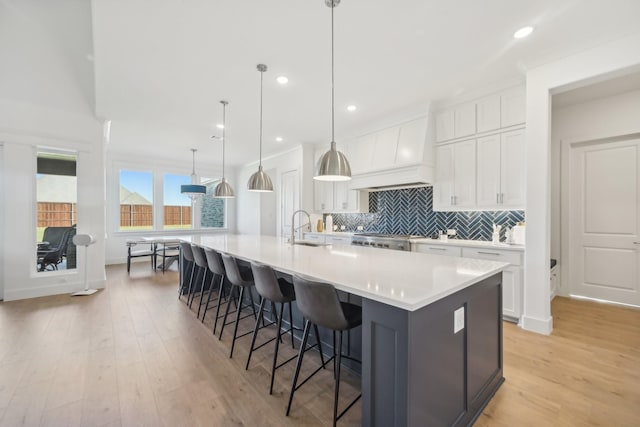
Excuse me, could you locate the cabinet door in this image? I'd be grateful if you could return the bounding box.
[433,144,455,210]
[314,181,334,212]
[476,94,501,133]
[396,118,427,165]
[500,129,526,208]
[476,134,501,208]
[435,110,455,142]
[348,133,375,175]
[501,266,522,321]
[501,86,526,127]
[413,244,462,257]
[372,127,400,170]
[453,139,476,208]
[454,103,476,138]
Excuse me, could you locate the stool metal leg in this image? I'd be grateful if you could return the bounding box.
[288,301,295,349]
[314,324,326,367]
[333,331,343,427]
[245,297,267,370]
[219,284,237,340]
[269,302,286,395]
[212,275,226,334]
[286,319,311,416]
[229,286,246,358]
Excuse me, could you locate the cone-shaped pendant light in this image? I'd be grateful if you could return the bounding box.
[181,149,207,200]
[315,0,351,181]
[214,100,235,198]
[247,64,274,192]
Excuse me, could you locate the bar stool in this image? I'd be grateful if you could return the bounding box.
[178,242,198,303]
[247,263,325,395]
[287,276,362,426]
[219,253,259,358]
[190,244,211,315]
[201,248,228,331]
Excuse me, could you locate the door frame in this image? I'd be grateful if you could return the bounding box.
[561,132,640,305]
[0,143,3,300]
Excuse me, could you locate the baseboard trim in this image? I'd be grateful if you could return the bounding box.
[3,279,106,301]
[520,315,553,335]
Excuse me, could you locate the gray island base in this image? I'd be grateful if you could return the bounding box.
[362,273,503,426]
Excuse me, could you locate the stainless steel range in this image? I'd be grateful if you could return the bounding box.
[351,233,417,251]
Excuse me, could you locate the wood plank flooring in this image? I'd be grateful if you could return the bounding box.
[0,265,638,426]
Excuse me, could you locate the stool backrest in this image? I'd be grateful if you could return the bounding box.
[251,262,286,302]
[292,276,349,331]
[180,241,195,262]
[204,248,225,276]
[191,244,208,268]
[220,253,244,286]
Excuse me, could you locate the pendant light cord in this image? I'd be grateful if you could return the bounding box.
[331,2,335,144]
[191,149,196,175]
[259,68,264,167]
[222,102,226,179]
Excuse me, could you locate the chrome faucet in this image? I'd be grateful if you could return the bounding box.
[290,209,311,245]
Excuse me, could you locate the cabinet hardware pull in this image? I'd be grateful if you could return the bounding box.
[500,193,504,204]
[477,251,500,256]
[634,242,640,245]
[429,247,446,251]
[496,193,499,204]
[450,195,454,205]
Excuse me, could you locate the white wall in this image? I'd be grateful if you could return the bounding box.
[0,0,106,301]
[236,145,314,237]
[524,32,640,334]
[551,89,640,297]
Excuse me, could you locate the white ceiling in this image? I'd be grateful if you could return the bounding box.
[91,0,640,166]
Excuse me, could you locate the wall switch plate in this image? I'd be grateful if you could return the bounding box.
[454,307,465,334]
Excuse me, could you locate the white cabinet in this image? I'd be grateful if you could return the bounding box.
[501,86,526,128]
[476,94,501,133]
[433,140,476,210]
[326,234,352,245]
[436,103,476,142]
[372,127,400,170]
[396,119,428,165]
[303,233,326,243]
[314,180,334,212]
[476,129,525,209]
[413,244,462,257]
[347,134,374,175]
[302,233,353,246]
[334,181,369,212]
[454,103,476,138]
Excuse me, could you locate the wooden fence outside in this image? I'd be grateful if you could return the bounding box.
[120,204,191,227]
[37,202,77,227]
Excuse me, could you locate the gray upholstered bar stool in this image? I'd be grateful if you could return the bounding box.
[287,276,362,427]
[219,253,258,358]
[247,262,324,395]
[202,248,229,331]
[178,241,198,303]
[190,244,211,315]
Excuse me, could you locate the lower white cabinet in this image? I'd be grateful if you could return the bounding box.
[302,233,353,246]
[413,242,523,322]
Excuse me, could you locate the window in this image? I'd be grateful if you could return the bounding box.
[201,178,226,228]
[163,174,191,230]
[119,170,153,231]
[36,151,77,272]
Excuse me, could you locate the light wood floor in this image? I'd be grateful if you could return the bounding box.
[0,265,638,426]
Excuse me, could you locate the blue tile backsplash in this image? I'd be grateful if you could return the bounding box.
[326,187,524,241]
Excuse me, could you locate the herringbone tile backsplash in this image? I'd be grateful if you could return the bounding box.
[327,187,524,241]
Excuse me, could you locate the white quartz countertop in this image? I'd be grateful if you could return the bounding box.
[410,238,525,252]
[185,234,508,311]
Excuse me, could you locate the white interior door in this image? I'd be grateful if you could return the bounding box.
[570,138,640,306]
[281,169,299,239]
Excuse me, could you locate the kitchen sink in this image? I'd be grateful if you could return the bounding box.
[294,241,329,247]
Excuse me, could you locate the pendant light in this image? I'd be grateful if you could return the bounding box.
[247,64,274,192]
[181,148,206,201]
[214,100,235,198]
[315,0,351,181]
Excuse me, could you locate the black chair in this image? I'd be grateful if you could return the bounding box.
[155,242,179,273]
[287,276,362,426]
[246,263,313,395]
[201,248,229,331]
[219,253,258,358]
[37,226,74,271]
[126,239,155,274]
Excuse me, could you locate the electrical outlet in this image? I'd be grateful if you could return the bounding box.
[356,225,363,231]
[454,307,465,334]
[447,229,457,236]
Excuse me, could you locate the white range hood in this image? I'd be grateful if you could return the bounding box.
[349,164,433,191]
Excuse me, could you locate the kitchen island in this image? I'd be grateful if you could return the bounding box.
[187,234,508,427]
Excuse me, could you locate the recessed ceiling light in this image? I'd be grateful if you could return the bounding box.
[275,137,283,142]
[346,105,357,112]
[513,26,533,39]
[276,76,289,85]
[216,124,224,129]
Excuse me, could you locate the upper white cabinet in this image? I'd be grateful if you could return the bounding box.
[372,127,400,170]
[433,139,476,210]
[396,119,428,165]
[476,129,526,210]
[476,94,501,133]
[314,148,368,213]
[348,134,374,175]
[435,85,525,143]
[501,86,526,128]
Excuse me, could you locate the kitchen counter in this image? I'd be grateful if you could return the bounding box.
[184,234,506,426]
[189,234,508,311]
[303,231,355,236]
[411,237,525,252]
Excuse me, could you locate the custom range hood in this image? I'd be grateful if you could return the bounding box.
[348,164,433,191]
